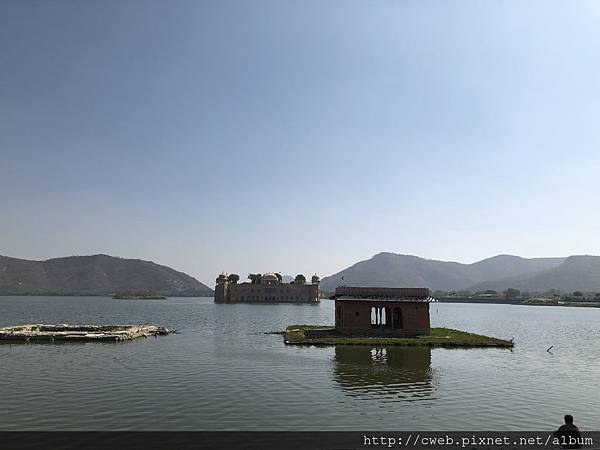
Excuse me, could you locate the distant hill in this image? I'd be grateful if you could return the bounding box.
[0,254,213,297]
[470,255,600,292]
[320,252,572,292]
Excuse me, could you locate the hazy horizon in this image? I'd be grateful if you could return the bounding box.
[1,250,596,287]
[2,1,600,286]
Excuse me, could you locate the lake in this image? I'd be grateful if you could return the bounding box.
[0,296,599,431]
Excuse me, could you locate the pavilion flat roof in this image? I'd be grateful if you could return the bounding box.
[332,296,434,302]
[331,286,431,300]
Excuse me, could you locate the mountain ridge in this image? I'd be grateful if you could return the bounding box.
[470,255,600,292]
[319,252,598,292]
[0,254,213,297]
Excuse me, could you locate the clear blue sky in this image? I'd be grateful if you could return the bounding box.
[2,1,600,285]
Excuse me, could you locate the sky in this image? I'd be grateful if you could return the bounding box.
[2,1,600,286]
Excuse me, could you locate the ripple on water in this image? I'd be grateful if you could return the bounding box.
[1,297,600,430]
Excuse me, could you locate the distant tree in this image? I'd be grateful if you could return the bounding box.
[274,273,283,282]
[311,274,320,284]
[503,288,521,299]
[228,274,240,284]
[595,293,600,299]
[484,290,498,295]
[573,291,583,298]
[248,274,262,285]
[294,274,306,285]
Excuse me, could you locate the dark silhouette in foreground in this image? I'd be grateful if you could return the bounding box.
[553,415,582,449]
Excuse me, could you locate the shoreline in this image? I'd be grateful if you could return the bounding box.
[437,297,600,308]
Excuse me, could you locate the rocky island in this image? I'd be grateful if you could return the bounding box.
[0,324,173,342]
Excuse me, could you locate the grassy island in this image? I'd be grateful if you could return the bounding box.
[284,325,513,348]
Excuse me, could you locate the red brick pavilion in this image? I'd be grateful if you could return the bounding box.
[331,287,432,336]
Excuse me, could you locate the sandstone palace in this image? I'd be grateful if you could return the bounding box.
[214,273,321,303]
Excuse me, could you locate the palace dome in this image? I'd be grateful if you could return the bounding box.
[262,273,279,282]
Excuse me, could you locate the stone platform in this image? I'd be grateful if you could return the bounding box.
[0,324,172,342]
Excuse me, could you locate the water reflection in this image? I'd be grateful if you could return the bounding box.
[332,346,436,400]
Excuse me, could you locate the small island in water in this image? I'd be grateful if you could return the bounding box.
[0,324,173,342]
[112,291,166,300]
[284,325,513,348]
[284,287,513,348]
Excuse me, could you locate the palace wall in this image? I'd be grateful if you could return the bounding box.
[215,282,320,303]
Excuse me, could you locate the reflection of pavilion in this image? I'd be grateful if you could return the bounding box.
[332,346,435,400]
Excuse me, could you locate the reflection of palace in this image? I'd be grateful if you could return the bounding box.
[332,346,435,399]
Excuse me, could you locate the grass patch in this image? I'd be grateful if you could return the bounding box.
[285,324,332,330]
[284,325,513,348]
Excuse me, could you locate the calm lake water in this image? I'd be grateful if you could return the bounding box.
[1,296,599,431]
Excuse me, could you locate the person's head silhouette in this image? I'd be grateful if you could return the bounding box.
[564,415,574,425]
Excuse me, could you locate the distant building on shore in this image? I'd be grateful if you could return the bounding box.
[330,287,432,336]
[214,272,321,303]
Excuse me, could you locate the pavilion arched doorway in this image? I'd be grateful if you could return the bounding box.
[393,307,403,329]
